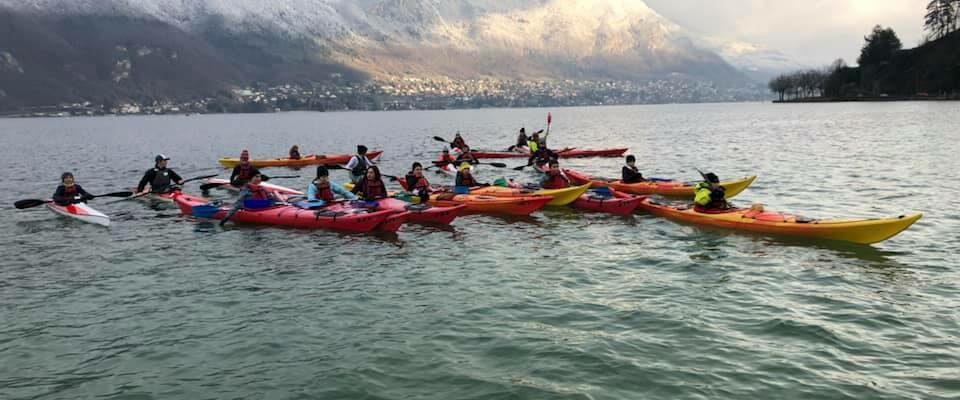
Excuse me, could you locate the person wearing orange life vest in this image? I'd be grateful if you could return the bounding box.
[230,149,269,188]
[540,159,571,189]
[52,172,93,206]
[351,165,388,200]
[306,166,356,206]
[221,171,279,226]
[438,148,456,165]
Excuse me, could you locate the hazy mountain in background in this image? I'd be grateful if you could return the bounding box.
[0,0,766,109]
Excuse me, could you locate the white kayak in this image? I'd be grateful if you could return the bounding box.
[203,178,303,201]
[46,202,110,226]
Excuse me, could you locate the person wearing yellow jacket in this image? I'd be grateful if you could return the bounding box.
[693,172,731,211]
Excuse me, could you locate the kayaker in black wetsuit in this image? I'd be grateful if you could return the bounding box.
[510,127,528,151]
[289,145,302,160]
[622,155,646,183]
[230,149,269,188]
[136,154,184,194]
[351,165,388,200]
[53,172,93,206]
[694,172,731,211]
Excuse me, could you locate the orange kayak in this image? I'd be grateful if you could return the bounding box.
[637,198,922,244]
[564,169,756,198]
[218,151,383,168]
[428,192,553,216]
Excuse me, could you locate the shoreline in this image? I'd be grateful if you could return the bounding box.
[774,95,959,103]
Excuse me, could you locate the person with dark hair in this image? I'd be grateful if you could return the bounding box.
[621,155,646,183]
[404,162,432,203]
[512,127,528,150]
[230,149,269,188]
[53,172,93,206]
[289,145,302,160]
[455,145,479,165]
[438,148,456,165]
[346,145,374,184]
[351,165,388,200]
[136,154,184,194]
[221,171,279,226]
[451,132,469,152]
[540,160,570,189]
[693,172,731,211]
[307,165,355,206]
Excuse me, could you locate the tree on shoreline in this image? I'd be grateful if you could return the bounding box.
[925,0,960,40]
[858,25,902,66]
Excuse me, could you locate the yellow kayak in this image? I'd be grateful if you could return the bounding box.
[468,183,592,206]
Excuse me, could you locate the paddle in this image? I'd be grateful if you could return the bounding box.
[14,191,134,209]
[545,112,552,145]
[200,175,301,191]
[430,160,506,168]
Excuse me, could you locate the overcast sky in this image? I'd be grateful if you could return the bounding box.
[644,0,928,66]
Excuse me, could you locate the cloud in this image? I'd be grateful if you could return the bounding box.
[645,0,927,65]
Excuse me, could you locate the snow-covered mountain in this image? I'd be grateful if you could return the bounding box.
[0,0,762,108]
[701,37,808,82]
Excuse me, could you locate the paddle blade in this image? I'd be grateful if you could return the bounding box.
[182,174,219,184]
[487,162,507,168]
[385,175,399,182]
[432,136,448,143]
[199,182,226,191]
[15,199,48,209]
[512,165,527,171]
[268,175,300,179]
[97,191,134,198]
[326,164,346,170]
[547,112,552,124]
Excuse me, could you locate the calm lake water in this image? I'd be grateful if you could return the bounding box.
[1,102,958,399]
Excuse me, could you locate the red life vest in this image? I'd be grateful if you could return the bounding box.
[238,164,253,181]
[63,185,78,195]
[246,183,271,200]
[411,176,430,191]
[541,171,569,189]
[361,179,386,199]
[314,180,334,201]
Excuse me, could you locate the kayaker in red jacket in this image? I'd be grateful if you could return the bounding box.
[622,155,646,183]
[53,172,93,206]
[230,149,269,188]
[404,162,432,203]
[136,154,184,194]
[540,160,571,189]
[351,166,388,200]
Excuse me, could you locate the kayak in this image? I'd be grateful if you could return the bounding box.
[46,202,110,226]
[572,190,643,216]
[203,178,303,200]
[467,147,628,159]
[217,151,383,168]
[468,183,591,206]
[428,192,554,216]
[173,193,398,233]
[637,198,922,244]
[564,169,757,198]
[129,190,179,203]
[323,202,409,232]
[376,198,466,225]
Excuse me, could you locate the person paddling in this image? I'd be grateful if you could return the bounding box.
[289,145,302,160]
[527,142,556,167]
[230,149,269,188]
[404,162,433,203]
[511,127,528,151]
[438,148,457,165]
[351,165,388,200]
[451,132,469,152]
[693,172,731,211]
[53,172,93,206]
[540,160,570,189]
[221,171,279,226]
[455,162,485,187]
[136,154,184,194]
[622,155,646,183]
[307,166,355,206]
[346,145,374,184]
[455,145,479,165]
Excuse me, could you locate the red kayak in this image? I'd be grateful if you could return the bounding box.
[467,147,628,159]
[376,198,466,225]
[173,193,400,233]
[572,190,644,216]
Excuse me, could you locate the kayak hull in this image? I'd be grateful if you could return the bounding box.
[377,198,466,225]
[174,193,394,233]
[46,203,110,226]
[469,148,628,159]
[428,193,553,216]
[218,151,383,168]
[637,198,922,244]
[572,190,643,216]
[469,183,591,206]
[565,169,756,198]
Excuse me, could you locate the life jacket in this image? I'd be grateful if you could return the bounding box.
[62,185,78,196]
[457,171,477,187]
[289,150,301,160]
[360,179,386,199]
[408,174,430,192]
[313,180,334,201]
[151,168,173,192]
[452,137,467,150]
[693,182,726,209]
[246,183,271,200]
[237,164,254,182]
[350,155,369,176]
[440,154,455,164]
[541,171,569,189]
[527,139,539,153]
